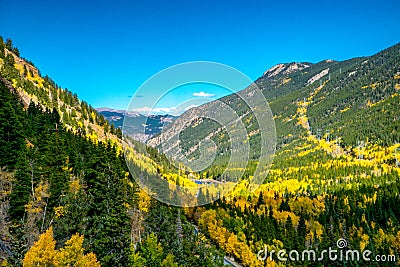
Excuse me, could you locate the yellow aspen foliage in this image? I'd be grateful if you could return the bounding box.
[288,196,325,217]
[372,191,377,204]
[54,233,85,265]
[138,189,151,212]
[361,214,367,224]
[198,209,261,267]
[54,233,100,267]
[226,233,238,255]
[74,253,101,267]
[305,221,324,243]
[69,179,81,194]
[359,234,369,251]
[343,196,349,206]
[272,211,299,226]
[12,78,18,88]
[394,231,400,253]
[14,63,24,75]
[23,227,100,267]
[90,111,96,123]
[23,227,57,266]
[54,206,66,218]
[373,228,395,250]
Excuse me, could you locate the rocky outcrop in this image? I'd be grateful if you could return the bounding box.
[263,62,311,78]
[307,68,329,85]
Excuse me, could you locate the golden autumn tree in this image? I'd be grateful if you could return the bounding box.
[23,227,100,267]
[54,233,100,267]
[22,227,57,266]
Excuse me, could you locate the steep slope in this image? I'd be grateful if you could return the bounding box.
[171,44,400,266]
[0,39,121,144]
[148,43,400,172]
[0,37,224,266]
[0,37,215,205]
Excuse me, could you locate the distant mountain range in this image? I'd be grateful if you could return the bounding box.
[96,107,176,142]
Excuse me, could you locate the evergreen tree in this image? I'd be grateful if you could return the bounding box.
[9,149,31,220]
[0,80,25,169]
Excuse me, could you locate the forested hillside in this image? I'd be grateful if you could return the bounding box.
[149,43,400,266]
[0,37,224,267]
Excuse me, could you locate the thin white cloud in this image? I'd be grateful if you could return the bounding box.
[193,91,215,97]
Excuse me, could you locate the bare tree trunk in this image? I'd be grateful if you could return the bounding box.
[127,208,143,246]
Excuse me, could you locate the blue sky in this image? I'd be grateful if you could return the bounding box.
[1,0,399,112]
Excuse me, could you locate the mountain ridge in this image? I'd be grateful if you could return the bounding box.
[148,42,400,177]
